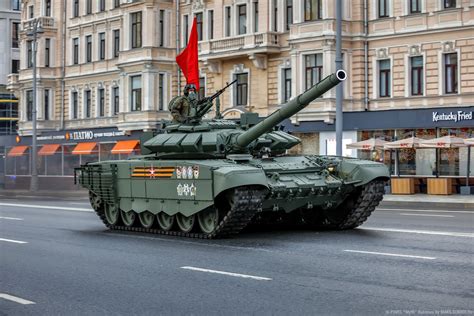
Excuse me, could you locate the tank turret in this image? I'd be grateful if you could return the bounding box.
[144,70,347,158]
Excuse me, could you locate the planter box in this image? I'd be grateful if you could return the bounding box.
[391,178,415,194]
[427,178,453,195]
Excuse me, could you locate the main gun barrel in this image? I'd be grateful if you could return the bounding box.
[235,70,347,149]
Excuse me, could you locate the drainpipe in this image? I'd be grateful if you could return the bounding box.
[176,0,181,95]
[364,0,369,111]
[60,0,67,130]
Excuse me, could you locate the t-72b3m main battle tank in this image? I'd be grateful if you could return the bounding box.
[76,70,389,238]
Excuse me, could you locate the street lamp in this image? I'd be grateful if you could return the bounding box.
[26,18,44,192]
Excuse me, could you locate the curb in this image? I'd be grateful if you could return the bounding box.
[379,201,473,210]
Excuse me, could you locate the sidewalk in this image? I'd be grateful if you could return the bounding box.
[1,189,472,208]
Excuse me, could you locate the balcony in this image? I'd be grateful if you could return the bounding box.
[199,32,284,60]
[6,74,19,93]
[22,16,56,33]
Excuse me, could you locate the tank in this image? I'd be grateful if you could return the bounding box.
[76,70,389,238]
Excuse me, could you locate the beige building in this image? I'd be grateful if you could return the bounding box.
[4,0,474,189]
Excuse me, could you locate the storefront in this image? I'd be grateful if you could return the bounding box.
[4,127,146,190]
[283,106,474,181]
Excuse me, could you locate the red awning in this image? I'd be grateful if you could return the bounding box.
[38,144,61,156]
[72,142,97,155]
[7,146,29,157]
[111,140,140,154]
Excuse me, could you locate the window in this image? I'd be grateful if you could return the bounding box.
[305,54,323,89]
[86,0,92,14]
[84,90,91,118]
[131,12,142,49]
[238,5,247,35]
[73,38,79,64]
[45,38,50,67]
[72,91,78,119]
[26,90,33,121]
[114,0,120,8]
[305,0,322,21]
[12,22,19,48]
[410,56,423,96]
[27,40,33,68]
[378,0,389,18]
[273,0,278,31]
[113,30,120,57]
[159,74,165,110]
[225,7,231,37]
[253,1,259,32]
[235,73,248,106]
[159,10,165,47]
[198,77,206,100]
[12,0,21,11]
[283,68,291,102]
[444,53,458,94]
[131,76,142,111]
[99,0,105,12]
[98,88,105,117]
[444,0,456,8]
[196,12,203,41]
[286,0,293,31]
[12,60,20,73]
[183,15,189,45]
[208,10,214,40]
[45,0,51,16]
[73,0,79,18]
[410,0,421,13]
[44,89,50,120]
[86,35,92,62]
[379,59,391,97]
[29,5,34,18]
[99,32,105,60]
[112,87,119,114]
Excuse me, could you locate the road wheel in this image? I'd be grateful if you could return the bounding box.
[198,207,219,234]
[156,212,175,231]
[176,213,195,233]
[89,191,103,212]
[139,211,155,229]
[121,210,136,227]
[104,204,120,225]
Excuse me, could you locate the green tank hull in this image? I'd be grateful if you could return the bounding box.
[76,70,390,238]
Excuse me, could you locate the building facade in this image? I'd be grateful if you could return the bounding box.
[5,0,474,190]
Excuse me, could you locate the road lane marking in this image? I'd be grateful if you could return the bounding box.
[68,202,90,205]
[377,208,473,214]
[343,250,436,260]
[400,213,454,218]
[181,266,272,281]
[0,216,23,221]
[361,227,474,238]
[0,293,35,305]
[0,203,92,212]
[0,238,28,244]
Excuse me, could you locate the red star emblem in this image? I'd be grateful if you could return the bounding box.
[149,167,156,178]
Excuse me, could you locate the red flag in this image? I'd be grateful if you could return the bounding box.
[176,17,199,90]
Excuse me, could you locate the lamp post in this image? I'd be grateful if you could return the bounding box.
[27,18,43,192]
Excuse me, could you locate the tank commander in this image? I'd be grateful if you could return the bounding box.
[169,84,197,123]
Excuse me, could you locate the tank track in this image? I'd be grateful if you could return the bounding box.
[91,187,264,239]
[330,180,385,230]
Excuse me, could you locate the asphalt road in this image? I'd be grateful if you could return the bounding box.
[1,196,473,315]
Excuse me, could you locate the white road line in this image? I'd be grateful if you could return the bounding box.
[361,227,474,238]
[0,238,28,244]
[0,216,23,221]
[400,213,454,218]
[181,266,272,281]
[343,250,436,260]
[0,203,92,212]
[0,293,36,305]
[67,202,90,205]
[377,208,473,214]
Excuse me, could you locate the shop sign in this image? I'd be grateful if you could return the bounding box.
[432,111,473,123]
[37,129,126,141]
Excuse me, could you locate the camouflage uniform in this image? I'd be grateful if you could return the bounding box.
[169,96,192,123]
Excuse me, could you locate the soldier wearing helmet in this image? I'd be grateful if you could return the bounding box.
[168,84,197,123]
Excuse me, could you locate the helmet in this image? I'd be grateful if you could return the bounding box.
[184,84,197,95]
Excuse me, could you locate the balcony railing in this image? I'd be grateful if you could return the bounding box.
[22,16,55,32]
[202,32,282,54]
